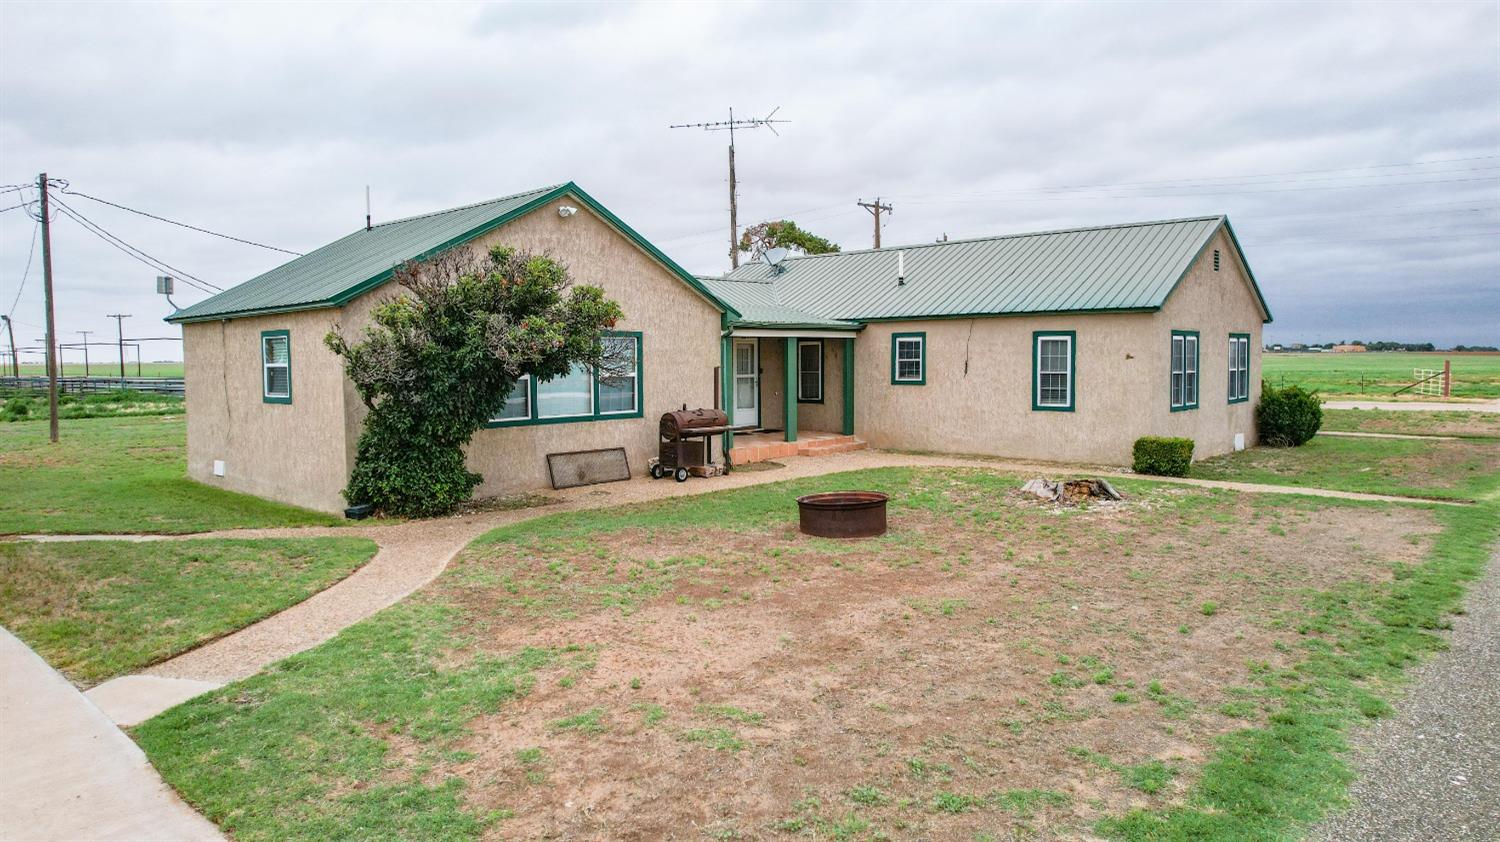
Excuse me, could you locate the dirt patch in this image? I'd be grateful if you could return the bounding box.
[420,478,1437,839]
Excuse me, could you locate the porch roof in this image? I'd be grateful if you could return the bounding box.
[696,276,861,330]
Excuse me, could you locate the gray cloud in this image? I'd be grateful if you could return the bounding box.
[2,0,1496,363]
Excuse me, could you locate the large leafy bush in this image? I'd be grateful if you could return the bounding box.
[327,247,623,517]
[1256,383,1322,447]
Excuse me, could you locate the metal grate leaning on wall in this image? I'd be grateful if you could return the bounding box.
[546,447,632,490]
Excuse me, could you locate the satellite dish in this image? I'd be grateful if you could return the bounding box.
[763,247,790,267]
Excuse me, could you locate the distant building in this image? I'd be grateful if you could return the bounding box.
[1331,344,1368,353]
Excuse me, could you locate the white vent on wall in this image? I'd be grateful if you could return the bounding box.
[213,459,226,477]
[1233,433,1245,452]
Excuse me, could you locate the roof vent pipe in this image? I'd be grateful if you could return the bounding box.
[897,250,906,285]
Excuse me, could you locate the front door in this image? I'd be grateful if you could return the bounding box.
[733,339,759,428]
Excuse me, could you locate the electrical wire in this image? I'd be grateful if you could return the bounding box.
[60,187,303,256]
[48,193,223,293]
[5,216,40,317]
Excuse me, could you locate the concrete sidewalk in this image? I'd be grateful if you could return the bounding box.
[0,629,223,842]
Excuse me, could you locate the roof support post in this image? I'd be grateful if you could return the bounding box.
[842,337,855,436]
[784,336,797,443]
[720,335,735,457]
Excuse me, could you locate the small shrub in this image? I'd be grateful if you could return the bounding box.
[1200,601,1218,616]
[1132,436,1195,476]
[1257,382,1322,446]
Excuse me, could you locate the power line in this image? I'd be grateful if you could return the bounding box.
[60,187,303,256]
[6,216,40,317]
[48,194,223,294]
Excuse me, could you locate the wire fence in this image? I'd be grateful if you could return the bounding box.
[0,376,185,396]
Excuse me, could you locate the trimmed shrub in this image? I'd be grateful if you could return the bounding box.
[1133,436,1195,477]
[1257,382,1322,447]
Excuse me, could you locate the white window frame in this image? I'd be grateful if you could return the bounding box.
[1171,331,1200,411]
[892,334,925,384]
[1228,334,1250,403]
[261,332,290,402]
[797,340,823,402]
[492,375,531,421]
[598,335,640,416]
[1033,332,1075,411]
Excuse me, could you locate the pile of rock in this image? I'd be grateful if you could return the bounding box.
[1019,478,1124,505]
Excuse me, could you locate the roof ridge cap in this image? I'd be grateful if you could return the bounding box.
[777,215,1227,262]
[369,183,566,229]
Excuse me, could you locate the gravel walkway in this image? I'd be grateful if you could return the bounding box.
[1313,548,1500,841]
[1323,399,1500,413]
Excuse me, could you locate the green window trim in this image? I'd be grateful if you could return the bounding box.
[1170,329,1200,411]
[1032,330,1076,412]
[797,339,824,403]
[484,331,644,428]
[1228,332,1251,404]
[890,332,926,385]
[260,329,291,404]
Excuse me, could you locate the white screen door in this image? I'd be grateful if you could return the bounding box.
[733,339,759,427]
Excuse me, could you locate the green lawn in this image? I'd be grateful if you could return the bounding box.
[2,388,184,423]
[1262,352,1500,398]
[15,361,185,378]
[132,466,1498,840]
[0,415,342,534]
[0,537,377,686]
[1322,408,1500,440]
[1192,434,1500,502]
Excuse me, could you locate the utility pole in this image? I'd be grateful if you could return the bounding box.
[0,315,17,377]
[39,172,58,443]
[858,198,894,249]
[77,330,93,376]
[107,314,131,380]
[670,107,788,270]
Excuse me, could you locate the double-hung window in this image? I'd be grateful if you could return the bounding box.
[489,332,641,425]
[1228,333,1250,403]
[797,340,823,402]
[1033,331,1075,411]
[597,334,640,415]
[1171,330,1199,410]
[261,330,291,404]
[891,333,925,384]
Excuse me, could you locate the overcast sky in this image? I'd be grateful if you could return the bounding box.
[2,1,1497,365]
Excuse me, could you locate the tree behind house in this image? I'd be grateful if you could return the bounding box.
[327,247,624,517]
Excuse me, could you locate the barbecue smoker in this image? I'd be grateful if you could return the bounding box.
[651,407,748,482]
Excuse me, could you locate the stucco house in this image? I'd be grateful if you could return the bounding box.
[167,182,1271,513]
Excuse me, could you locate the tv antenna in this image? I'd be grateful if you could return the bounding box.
[670,106,788,270]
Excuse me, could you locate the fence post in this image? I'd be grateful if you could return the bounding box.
[1443,359,1451,399]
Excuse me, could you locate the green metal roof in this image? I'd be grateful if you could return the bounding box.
[167,183,736,323]
[696,276,861,330]
[719,216,1271,324]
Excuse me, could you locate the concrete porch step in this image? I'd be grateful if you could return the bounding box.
[729,433,867,465]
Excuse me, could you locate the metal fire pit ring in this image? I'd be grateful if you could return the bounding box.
[796,491,888,538]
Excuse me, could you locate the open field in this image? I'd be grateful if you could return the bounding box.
[1262,352,1500,399]
[1,388,184,423]
[1322,407,1500,439]
[0,537,377,686]
[133,467,1497,840]
[0,415,342,534]
[1192,434,1500,502]
[14,361,185,378]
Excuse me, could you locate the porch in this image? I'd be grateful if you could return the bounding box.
[727,429,867,465]
[718,328,863,465]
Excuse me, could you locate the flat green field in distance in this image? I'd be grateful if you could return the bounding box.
[1323,408,1500,439]
[0,537,377,685]
[1262,352,1500,398]
[14,361,185,378]
[1,388,183,423]
[0,415,342,534]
